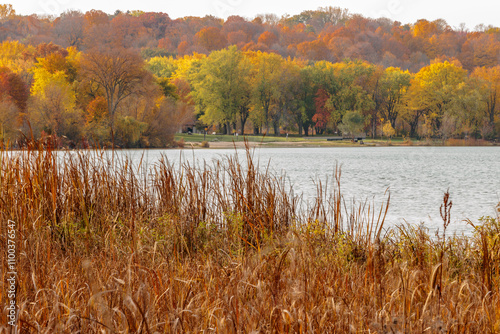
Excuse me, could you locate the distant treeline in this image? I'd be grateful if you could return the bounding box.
[0,4,498,146]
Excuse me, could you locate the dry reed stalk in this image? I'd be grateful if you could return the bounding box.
[0,143,499,332]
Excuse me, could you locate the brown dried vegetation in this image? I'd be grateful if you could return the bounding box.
[1,141,499,333]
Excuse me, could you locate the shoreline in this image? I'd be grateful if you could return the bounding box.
[181,139,499,149]
[3,137,497,151]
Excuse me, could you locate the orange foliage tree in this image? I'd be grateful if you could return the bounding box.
[195,27,227,52]
[80,48,152,143]
[258,31,278,47]
[0,67,29,112]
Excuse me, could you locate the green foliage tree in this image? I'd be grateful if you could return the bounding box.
[300,61,338,135]
[339,111,365,140]
[376,67,412,130]
[472,66,500,138]
[447,79,486,139]
[115,115,148,147]
[325,60,376,134]
[294,64,317,136]
[248,51,284,134]
[146,56,178,78]
[190,46,251,134]
[277,59,305,135]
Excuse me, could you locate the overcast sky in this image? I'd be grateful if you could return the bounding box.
[8,0,500,30]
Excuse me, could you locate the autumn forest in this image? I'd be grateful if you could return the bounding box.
[0,4,499,147]
[3,5,500,331]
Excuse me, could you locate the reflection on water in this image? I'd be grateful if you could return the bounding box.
[119,146,500,234]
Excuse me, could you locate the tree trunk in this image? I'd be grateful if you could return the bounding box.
[240,116,247,135]
[273,121,280,136]
[390,118,397,131]
[409,119,418,138]
[264,105,270,134]
[488,100,496,126]
[240,107,249,135]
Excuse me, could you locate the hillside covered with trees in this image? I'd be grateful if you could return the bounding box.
[0,4,499,147]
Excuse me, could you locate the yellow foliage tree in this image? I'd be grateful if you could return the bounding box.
[29,63,78,137]
[246,50,284,134]
[403,61,467,137]
[382,121,396,140]
[171,53,206,81]
[0,41,35,83]
[471,66,500,131]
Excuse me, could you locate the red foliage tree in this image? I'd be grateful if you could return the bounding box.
[138,12,171,39]
[297,40,329,61]
[258,31,278,47]
[85,96,108,123]
[227,31,249,46]
[84,9,109,27]
[110,14,146,48]
[195,27,227,52]
[312,89,330,134]
[158,36,175,50]
[171,78,193,105]
[177,41,190,55]
[0,67,29,112]
[26,42,68,61]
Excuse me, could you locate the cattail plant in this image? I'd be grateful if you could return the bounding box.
[0,141,499,333]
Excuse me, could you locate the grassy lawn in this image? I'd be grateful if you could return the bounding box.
[174,133,411,147]
[175,133,307,143]
[175,133,497,147]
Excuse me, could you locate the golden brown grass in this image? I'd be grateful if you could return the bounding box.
[444,138,492,146]
[1,139,500,333]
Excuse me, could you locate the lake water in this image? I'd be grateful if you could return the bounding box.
[120,146,500,234]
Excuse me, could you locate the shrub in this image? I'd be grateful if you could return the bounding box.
[174,137,185,148]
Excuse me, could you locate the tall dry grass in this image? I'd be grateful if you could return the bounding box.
[444,138,493,146]
[1,139,500,333]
